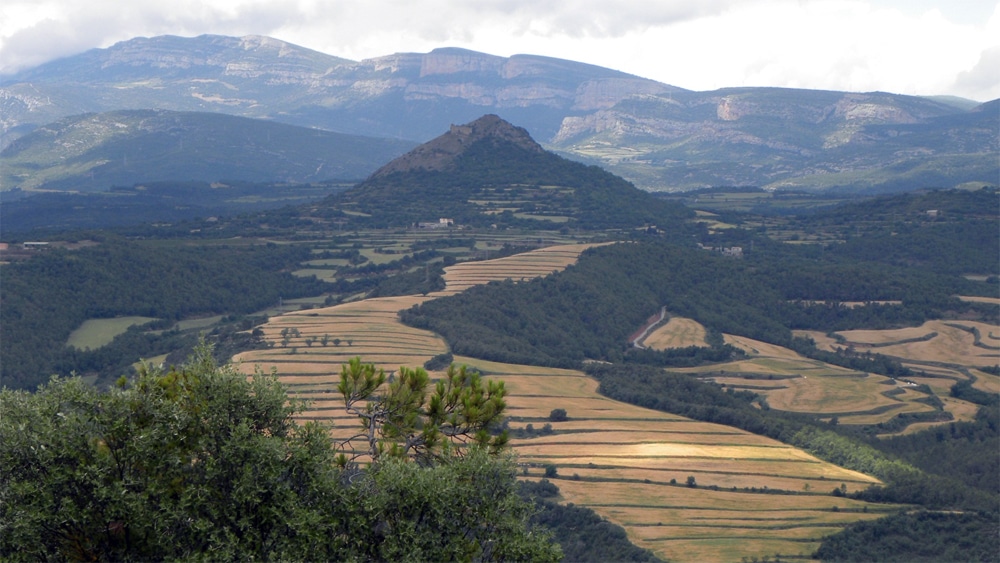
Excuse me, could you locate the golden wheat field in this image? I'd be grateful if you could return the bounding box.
[642,317,709,349]
[460,354,887,562]
[438,242,612,294]
[233,243,898,563]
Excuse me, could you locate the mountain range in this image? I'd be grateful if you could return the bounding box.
[1,33,997,193]
[0,109,414,191]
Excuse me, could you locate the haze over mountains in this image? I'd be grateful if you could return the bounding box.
[1,33,997,193]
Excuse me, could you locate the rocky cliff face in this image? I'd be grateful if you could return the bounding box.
[0,36,677,147]
[2,34,993,194]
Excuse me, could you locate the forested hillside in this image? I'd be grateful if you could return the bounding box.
[401,239,990,369]
[0,239,328,390]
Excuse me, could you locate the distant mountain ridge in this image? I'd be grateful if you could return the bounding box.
[2,34,996,193]
[0,109,416,191]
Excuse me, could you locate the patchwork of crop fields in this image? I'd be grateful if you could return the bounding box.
[637,313,992,430]
[233,243,907,562]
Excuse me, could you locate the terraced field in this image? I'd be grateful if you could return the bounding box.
[233,242,901,562]
[456,355,890,561]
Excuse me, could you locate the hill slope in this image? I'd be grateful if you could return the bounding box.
[0,109,416,191]
[313,114,693,230]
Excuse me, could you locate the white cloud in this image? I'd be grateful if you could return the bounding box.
[1,0,997,100]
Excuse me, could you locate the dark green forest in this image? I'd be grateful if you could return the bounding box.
[0,238,328,390]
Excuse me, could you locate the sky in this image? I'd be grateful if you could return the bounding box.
[1,0,998,101]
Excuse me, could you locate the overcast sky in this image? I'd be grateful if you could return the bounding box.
[1,0,998,101]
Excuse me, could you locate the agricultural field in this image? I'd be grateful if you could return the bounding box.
[233,242,899,563]
[66,316,156,349]
[795,320,999,426]
[472,355,889,563]
[641,316,708,349]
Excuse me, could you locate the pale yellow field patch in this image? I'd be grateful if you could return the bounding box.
[643,317,708,349]
[548,418,765,434]
[438,242,612,293]
[450,355,583,377]
[526,456,878,483]
[724,334,808,360]
[543,477,885,561]
[487,374,598,397]
[549,466,872,494]
[794,329,841,353]
[971,369,1000,393]
[515,442,818,461]
[761,373,906,415]
[551,478,879,512]
[958,295,1000,305]
[597,506,889,527]
[835,320,1000,365]
[510,430,780,448]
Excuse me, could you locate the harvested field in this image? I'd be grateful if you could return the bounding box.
[759,374,913,415]
[547,479,886,562]
[724,334,807,360]
[833,320,1000,365]
[643,317,708,349]
[438,242,612,294]
[972,369,1000,393]
[794,329,841,352]
[232,243,893,563]
[958,295,1000,305]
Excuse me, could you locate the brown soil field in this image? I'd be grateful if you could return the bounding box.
[643,317,708,349]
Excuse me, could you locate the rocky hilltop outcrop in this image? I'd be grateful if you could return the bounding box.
[369,114,543,178]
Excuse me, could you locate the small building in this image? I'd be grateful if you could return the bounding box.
[417,218,455,229]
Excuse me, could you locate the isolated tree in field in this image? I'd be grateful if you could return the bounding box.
[548,408,568,422]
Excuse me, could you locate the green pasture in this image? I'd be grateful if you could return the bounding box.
[67,316,157,350]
